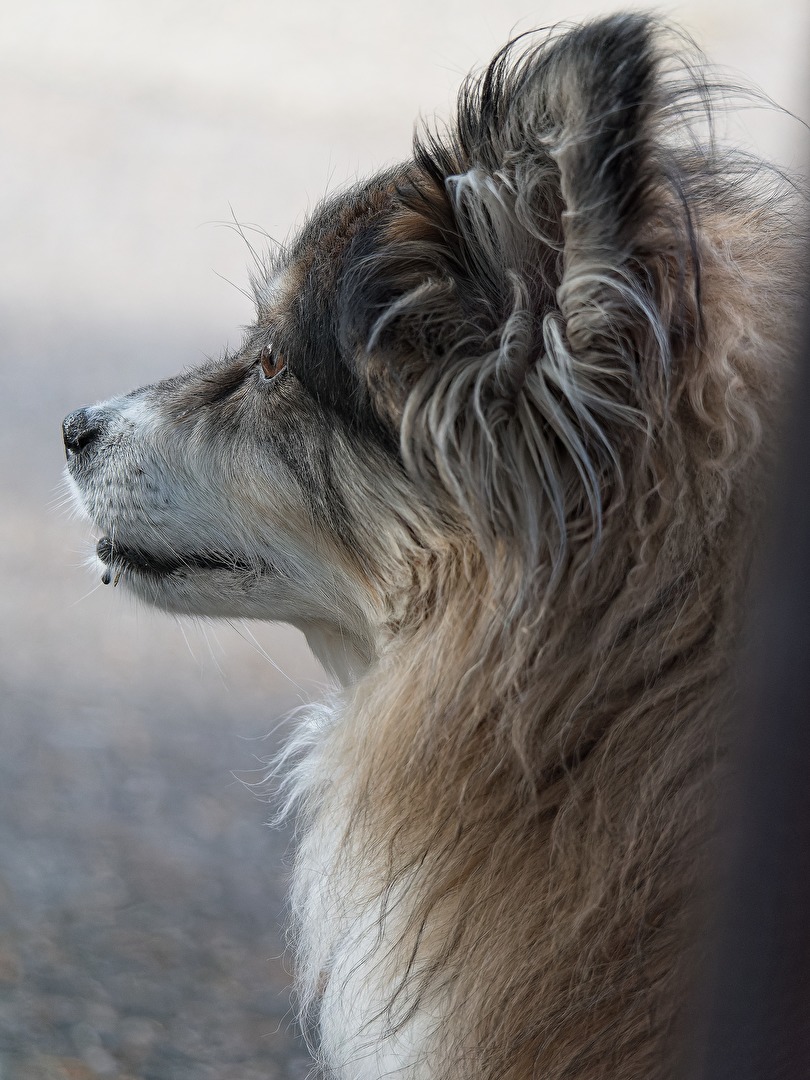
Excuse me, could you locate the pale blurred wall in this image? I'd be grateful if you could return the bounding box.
[2,0,808,352]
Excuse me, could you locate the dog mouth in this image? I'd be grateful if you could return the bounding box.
[95,536,256,585]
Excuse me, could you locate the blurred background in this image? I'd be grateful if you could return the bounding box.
[0,1,807,1077]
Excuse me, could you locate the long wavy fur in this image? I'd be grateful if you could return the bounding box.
[281,14,803,1079]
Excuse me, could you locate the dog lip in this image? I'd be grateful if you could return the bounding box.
[95,536,258,577]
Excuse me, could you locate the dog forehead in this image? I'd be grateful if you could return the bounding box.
[255,175,401,337]
[256,264,299,317]
[291,174,400,277]
[252,175,404,446]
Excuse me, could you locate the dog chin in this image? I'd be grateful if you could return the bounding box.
[94,538,375,680]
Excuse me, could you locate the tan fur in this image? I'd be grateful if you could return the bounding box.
[288,206,801,1078]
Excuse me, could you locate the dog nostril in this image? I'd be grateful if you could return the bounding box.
[62,408,102,456]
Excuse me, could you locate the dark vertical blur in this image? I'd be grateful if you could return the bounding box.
[688,246,810,1077]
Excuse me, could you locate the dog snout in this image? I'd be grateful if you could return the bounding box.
[62,407,104,457]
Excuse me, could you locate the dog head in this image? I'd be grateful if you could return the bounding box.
[64,15,773,680]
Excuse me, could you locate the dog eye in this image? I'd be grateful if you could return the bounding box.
[258,345,286,381]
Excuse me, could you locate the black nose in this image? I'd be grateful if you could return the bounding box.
[62,408,102,456]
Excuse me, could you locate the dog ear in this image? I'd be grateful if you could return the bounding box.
[362,16,697,570]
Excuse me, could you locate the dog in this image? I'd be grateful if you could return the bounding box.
[63,13,802,1078]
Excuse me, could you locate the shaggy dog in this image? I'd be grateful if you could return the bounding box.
[63,14,801,1079]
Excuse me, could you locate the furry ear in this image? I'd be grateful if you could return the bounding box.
[361,16,699,571]
[425,13,664,312]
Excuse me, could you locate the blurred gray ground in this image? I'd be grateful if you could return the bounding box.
[0,312,323,1079]
[0,2,807,1078]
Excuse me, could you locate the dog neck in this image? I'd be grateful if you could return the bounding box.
[301,621,376,686]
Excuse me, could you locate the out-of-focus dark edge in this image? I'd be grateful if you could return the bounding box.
[684,208,810,1076]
